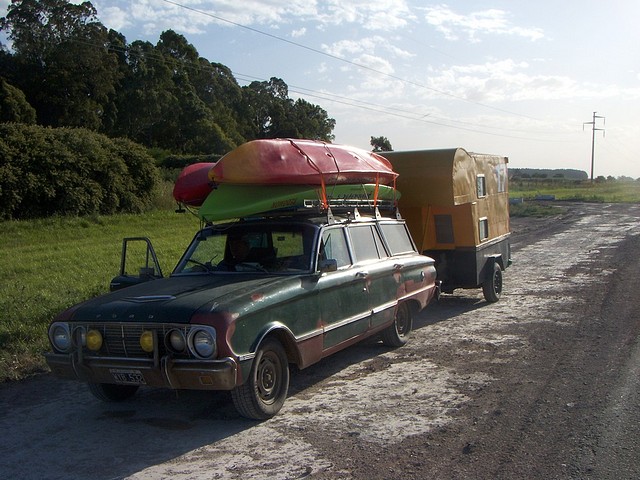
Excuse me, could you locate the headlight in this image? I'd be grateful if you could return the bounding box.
[188,327,217,359]
[49,322,71,353]
[73,326,86,347]
[166,329,187,353]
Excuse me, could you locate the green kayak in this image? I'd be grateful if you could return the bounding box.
[199,183,400,222]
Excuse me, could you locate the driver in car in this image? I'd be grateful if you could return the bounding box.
[218,235,250,271]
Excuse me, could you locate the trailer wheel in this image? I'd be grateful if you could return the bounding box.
[483,263,503,303]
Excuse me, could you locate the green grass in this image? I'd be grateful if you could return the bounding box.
[510,179,640,203]
[0,209,201,382]
[509,202,564,217]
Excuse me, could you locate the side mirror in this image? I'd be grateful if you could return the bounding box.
[319,258,338,273]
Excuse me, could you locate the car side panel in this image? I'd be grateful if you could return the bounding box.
[317,268,371,349]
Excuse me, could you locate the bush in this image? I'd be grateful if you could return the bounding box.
[158,153,222,169]
[0,124,160,219]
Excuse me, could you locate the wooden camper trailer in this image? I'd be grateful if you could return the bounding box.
[381,148,511,302]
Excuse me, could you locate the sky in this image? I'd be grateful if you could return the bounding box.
[2,0,640,178]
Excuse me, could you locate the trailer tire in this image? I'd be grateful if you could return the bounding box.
[483,262,503,303]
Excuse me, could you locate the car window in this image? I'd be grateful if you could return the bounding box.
[174,224,316,274]
[320,228,351,268]
[182,232,226,268]
[348,225,387,262]
[379,223,415,255]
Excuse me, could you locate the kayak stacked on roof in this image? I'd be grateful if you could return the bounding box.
[172,138,400,222]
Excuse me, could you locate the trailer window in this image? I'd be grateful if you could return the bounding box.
[434,215,454,244]
[479,217,489,241]
[477,175,487,198]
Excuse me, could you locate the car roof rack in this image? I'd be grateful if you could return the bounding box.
[229,200,400,225]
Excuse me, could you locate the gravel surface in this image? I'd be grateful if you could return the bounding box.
[1,202,639,480]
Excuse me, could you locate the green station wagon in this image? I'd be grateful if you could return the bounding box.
[45,209,438,419]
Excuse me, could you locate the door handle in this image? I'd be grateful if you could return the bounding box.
[356,271,369,278]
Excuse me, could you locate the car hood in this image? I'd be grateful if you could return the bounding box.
[61,274,296,324]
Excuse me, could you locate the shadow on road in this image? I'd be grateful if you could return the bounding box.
[1,293,490,480]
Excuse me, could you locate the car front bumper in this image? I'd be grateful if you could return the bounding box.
[44,352,238,391]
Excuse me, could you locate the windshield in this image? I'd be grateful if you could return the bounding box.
[174,223,317,275]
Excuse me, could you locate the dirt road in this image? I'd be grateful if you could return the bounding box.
[1,202,639,480]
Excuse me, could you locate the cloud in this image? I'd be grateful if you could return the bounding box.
[92,0,416,36]
[423,5,544,42]
[420,59,639,103]
[291,27,307,38]
[317,0,415,32]
[98,6,133,31]
[93,0,319,35]
[321,35,413,62]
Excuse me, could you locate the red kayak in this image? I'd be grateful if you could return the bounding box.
[209,139,398,186]
[172,162,215,207]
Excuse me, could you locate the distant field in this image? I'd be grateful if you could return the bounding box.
[0,210,201,382]
[510,178,640,203]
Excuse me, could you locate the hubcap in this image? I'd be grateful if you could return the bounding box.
[396,307,409,336]
[494,271,502,294]
[257,354,279,402]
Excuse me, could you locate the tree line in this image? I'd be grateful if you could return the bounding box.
[0,0,336,156]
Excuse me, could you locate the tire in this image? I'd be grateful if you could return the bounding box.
[231,338,290,420]
[88,383,139,402]
[482,262,503,303]
[381,302,413,347]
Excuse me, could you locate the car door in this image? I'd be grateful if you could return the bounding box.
[316,226,371,351]
[347,223,397,330]
[378,221,433,302]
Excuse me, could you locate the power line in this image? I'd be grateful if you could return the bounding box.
[64,35,574,144]
[158,0,539,121]
[234,71,576,142]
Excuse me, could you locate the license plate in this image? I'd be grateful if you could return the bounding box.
[110,369,146,385]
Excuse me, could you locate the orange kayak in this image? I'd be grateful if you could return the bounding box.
[209,139,398,186]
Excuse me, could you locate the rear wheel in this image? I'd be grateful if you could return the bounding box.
[482,263,503,303]
[88,383,139,402]
[381,302,413,347]
[231,338,289,420]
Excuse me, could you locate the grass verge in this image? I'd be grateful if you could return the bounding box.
[0,210,201,382]
[510,179,640,203]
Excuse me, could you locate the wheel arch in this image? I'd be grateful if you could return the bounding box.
[252,323,302,368]
[485,253,505,275]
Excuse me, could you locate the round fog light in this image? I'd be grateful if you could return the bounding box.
[140,330,155,353]
[86,329,103,351]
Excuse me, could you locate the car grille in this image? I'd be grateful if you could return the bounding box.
[73,322,193,359]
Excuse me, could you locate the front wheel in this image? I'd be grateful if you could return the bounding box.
[381,302,413,347]
[482,263,503,303]
[88,383,139,402]
[231,338,290,420]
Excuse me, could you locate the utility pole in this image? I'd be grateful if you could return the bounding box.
[583,111,605,182]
